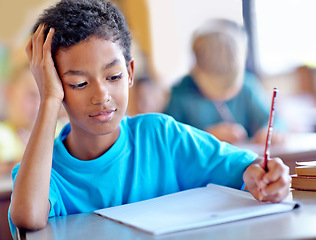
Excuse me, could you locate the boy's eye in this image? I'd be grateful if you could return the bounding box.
[70,82,87,89]
[106,73,122,81]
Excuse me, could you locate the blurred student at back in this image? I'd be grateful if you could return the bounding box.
[128,76,167,116]
[126,38,168,116]
[164,18,286,145]
[0,63,40,173]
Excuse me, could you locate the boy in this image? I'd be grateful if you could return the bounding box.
[164,19,286,145]
[9,0,291,236]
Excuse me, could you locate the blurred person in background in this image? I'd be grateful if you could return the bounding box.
[126,31,168,116]
[0,63,40,174]
[0,62,68,175]
[164,18,286,145]
[128,76,167,116]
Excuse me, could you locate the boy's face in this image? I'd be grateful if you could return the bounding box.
[55,37,134,137]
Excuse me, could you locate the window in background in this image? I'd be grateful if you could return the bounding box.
[252,0,316,133]
[254,0,316,76]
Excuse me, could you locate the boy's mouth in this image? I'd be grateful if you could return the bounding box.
[89,109,117,122]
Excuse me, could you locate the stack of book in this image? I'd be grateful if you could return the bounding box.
[291,161,316,191]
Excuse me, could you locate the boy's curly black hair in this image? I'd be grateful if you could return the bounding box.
[32,0,131,64]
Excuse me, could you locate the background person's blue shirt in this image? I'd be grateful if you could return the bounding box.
[164,72,286,138]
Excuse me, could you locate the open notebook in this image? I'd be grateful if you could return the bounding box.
[95,184,299,235]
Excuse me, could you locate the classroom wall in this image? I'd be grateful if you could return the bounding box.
[0,0,242,87]
[146,0,243,88]
[0,0,59,47]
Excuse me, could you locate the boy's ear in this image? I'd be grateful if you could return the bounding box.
[127,59,135,88]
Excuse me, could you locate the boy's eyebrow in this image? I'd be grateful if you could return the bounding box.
[102,59,121,70]
[62,59,121,77]
[62,70,88,77]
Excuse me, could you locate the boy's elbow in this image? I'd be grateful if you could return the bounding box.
[11,205,48,231]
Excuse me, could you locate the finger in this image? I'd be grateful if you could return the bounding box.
[43,27,62,89]
[26,24,44,65]
[43,28,55,67]
[31,24,43,57]
[263,158,289,184]
[26,25,42,62]
[35,24,47,61]
[43,28,54,56]
[261,185,290,203]
[32,24,45,63]
[243,162,266,191]
[261,174,291,199]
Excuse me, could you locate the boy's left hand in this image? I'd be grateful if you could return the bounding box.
[243,157,291,202]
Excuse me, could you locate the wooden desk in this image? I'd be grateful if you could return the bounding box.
[237,132,316,174]
[20,189,316,240]
[0,174,13,240]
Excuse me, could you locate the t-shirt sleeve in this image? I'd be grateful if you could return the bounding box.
[8,164,19,237]
[48,169,63,217]
[48,187,57,217]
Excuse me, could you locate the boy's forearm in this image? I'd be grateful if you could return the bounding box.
[10,99,62,230]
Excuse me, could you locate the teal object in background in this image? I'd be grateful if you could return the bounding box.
[0,45,10,82]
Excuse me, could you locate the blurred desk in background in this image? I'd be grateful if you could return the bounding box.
[237,132,316,174]
[0,173,13,240]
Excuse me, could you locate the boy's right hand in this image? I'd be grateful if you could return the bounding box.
[25,24,64,103]
[206,122,248,144]
[243,157,291,203]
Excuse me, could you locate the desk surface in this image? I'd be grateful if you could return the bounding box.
[23,190,316,240]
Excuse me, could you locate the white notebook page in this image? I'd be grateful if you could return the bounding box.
[95,184,298,235]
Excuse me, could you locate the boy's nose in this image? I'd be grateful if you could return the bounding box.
[91,84,111,104]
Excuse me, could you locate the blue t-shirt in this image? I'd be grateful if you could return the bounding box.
[164,72,286,138]
[9,113,258,235]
